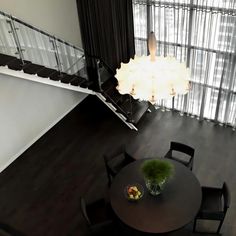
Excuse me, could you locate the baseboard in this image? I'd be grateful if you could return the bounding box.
[0,97,87,173]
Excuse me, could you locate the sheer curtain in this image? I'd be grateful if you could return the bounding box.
[133,0,236,129]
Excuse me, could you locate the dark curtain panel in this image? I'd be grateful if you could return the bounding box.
[77,0,135,89]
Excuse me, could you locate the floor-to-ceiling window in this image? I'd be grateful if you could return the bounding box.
[133,0,236,128]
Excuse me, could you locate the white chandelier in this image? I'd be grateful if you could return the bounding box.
[115,32,190,104]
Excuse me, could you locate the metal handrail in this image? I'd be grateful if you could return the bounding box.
[50,37,63,72]
[0,10,84,53]
[85,54,116,75]
[64,55,85,74]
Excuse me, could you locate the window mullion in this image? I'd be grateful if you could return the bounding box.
[147,0,152,54]
[181,0,193,113]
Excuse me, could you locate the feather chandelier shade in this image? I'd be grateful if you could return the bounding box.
[115,32,190,104]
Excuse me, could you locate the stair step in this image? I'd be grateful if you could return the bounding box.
[106,102,117,111]
[50,72,65,81]
[101,76,118,91]
[23,63,45,75]
[115,112,127,120]
[103,87,123,104]
[117,96,149,124]
[118,98,132,118]
[130,100,149,124]
[70,76,86,86]
[60,74,75,84]
[37,67,58,78]
[0,53,17,66]
[71,77,93,89]
[7,59,31,71]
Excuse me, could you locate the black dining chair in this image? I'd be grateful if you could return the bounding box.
[165,228,222,236]
[193,182,230,234]
[164,141,195,170]
[0,223,26,236]
[104,145,136,186]
[80,196,115,235]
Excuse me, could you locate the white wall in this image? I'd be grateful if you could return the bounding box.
[0,0,82,47]
[0,73,87,172]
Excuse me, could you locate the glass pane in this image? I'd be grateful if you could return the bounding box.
[157,43,187,61]
[154,6,189,46]
[0,15,18,57]
[175,82,204,116]
[135,38,147,56]
[133,3,147,39]
[232,64,236,92]
[155,98,172,110]
[217,90,228,123]
[74,49,86,77]
[191,11,236,52]
[192,0,236,9]
[226,94,236,125]
[13,20,57,68]
[203,87,219,119]
[189,50,229,88]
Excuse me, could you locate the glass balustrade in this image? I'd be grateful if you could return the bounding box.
[0,10,87,79]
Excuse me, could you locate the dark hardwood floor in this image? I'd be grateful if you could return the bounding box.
[0,95,235,236]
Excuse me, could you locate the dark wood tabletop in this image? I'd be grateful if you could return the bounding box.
[109,158,202,234]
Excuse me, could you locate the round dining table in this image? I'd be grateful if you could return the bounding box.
[109,158,202,234]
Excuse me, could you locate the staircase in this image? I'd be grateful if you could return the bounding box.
[98,75,150,127]
[0,10,150,131]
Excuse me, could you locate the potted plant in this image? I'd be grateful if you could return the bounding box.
[141,159,174,196]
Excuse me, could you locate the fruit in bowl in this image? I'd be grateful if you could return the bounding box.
[125,184,143,201]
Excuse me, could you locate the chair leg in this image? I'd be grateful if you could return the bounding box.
[108,175,112,187]
[193,218,197,232]
[106,170,112,187]
[189,159,193,171]
[217,219,224,234]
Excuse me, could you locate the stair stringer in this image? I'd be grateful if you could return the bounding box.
[0,66,95,95]
[96,92,138,131]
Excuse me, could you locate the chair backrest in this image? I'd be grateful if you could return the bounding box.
[80,197,92,226]
[103,145,134,186]
[103,154,114,174]
[103,154,115,186]
[105,145,125,162]
[170,141,195,157]
[124,151,135,165]
[222,182,230,213]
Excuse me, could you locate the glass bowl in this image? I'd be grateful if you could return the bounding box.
[124,183,144,202]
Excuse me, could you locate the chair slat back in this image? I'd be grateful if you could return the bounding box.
[170,142,195,157]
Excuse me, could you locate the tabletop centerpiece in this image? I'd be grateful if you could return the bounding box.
[125,183,144,201]
[141,159,174,196]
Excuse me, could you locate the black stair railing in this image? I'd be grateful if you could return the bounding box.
[0,10,149,126]
[85,54,137,121]
[87,55,150,124]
